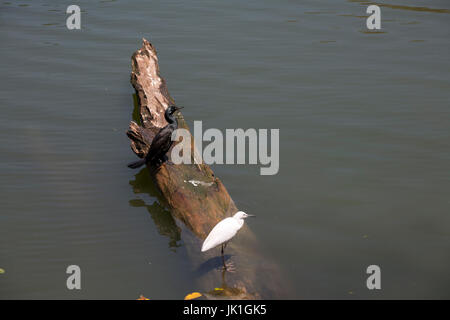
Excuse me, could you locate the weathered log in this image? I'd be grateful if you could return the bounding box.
[126,39,286,299]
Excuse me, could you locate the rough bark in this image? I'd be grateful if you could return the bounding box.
[126,39,286,299]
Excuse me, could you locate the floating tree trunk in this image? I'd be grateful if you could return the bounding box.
[126,39,286,299]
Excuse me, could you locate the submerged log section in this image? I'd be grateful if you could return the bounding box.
[126,39,285,299]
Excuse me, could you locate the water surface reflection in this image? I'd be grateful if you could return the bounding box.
[129,168,181,250]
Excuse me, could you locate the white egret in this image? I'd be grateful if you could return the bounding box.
[201,211,255,271]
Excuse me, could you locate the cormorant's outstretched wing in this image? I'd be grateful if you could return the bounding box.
[146,125,174,162]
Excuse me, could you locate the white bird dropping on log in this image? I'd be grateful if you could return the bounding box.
[201,211,255,271]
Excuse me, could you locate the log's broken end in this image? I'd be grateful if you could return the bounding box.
[131,38,174,130]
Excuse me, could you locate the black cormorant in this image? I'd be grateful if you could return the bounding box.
[127,105,183,169]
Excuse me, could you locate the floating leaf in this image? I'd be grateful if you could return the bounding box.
[0,268,5,274]
[184,292,202,300]
[214,288,223,291]
[137,295,150,300]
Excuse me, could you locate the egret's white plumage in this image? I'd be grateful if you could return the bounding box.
[201,211,253,252]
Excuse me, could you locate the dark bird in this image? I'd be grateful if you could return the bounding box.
[127,105,183,169]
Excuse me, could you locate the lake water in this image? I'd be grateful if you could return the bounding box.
[0,0,449,299]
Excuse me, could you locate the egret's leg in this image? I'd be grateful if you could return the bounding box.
[221,244,226,269]
[220,242,235,272]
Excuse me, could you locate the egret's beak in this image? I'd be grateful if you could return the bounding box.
[246,214,256,218]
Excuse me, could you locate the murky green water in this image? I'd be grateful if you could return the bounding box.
[0,0,449,299]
